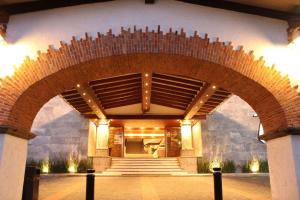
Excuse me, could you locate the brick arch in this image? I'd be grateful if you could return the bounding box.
[0,27,299,140]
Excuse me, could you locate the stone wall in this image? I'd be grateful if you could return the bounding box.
[27,94,266,166]
[201,95,267,166]
[28,96,89,161]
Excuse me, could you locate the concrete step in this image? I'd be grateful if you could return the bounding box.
[112,162,179,165]
[104,158,186,176]
[111,162,178,165]
[112,159,178,162]
[102,171,189,175]
[106,168,183,172]
[110,165,180,169]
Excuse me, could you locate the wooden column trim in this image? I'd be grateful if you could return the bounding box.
[259,128,300,141]
[184,83,216,119]
[142,72,152,113]
[76,83,106,119]
[0,125,35,140]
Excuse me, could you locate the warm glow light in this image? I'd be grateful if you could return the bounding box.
[145,73,149,77]
[212,85,216,89]
[263,38,300,87]
[68,158,78,173]
[76,84,80,88]
[41,160,50,173]
[0,40,27,79]
[125,133,165,137]
[209,158,222,172]
[249,158,260,173]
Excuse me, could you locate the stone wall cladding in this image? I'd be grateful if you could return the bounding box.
[28,96,88,161]
[202,95,266,166]
[0,27,299,138]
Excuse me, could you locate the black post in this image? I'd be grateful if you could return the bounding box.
[22,166,41,200]
[213,167,223,200]
[86,169,95,200]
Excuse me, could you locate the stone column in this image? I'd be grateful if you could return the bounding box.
[178,120,197,173]
[93,120,111,172]
[192,121,203,157]
[0,134,28,200]
[87,121,97,157]
[267,135,300,200]
[96,120,110,156]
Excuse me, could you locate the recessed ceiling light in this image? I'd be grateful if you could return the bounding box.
[76,84,80,88]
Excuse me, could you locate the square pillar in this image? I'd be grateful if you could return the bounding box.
[87,121,97,157]
[93,120,111,172]
[192,121,203,157]
[96,120,110,156]
[267,135,300,200]
[0,134,28,200]
[179,120,197,173]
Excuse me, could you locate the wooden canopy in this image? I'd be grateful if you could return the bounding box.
[61,73,231,120]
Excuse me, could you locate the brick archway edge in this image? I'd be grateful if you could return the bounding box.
[0,26,299,140]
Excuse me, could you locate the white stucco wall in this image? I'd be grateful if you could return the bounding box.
[0,134,27,200]
[5,0,300,86]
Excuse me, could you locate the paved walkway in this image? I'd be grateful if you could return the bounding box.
[39,175,271,200]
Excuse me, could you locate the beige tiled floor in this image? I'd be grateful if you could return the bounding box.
[39,175,271,200]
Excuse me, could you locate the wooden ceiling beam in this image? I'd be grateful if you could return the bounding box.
[151,98,187,107]
[142,72,152,113]
[151,95,190,105]
[152,83,197,95]
[152,91,193,101]
[152,78,200,91]
[65,97,84,104]
[152,88,195,98]
[76,83,106,119]
[92,81,141,91]
[153,73,204,87]
[89,73,140,86]
[94,85,141,94]
[184,83,215,119]
[151,99,188,108]
[61,90,78,96]
[151,101,186,110]
[62,93,82,99]
[100,94,140,103]
[102,96,141,106]
[103,100,141,109]
[90,76,141,87]
[151,93,191,103]
[99,89,140,98]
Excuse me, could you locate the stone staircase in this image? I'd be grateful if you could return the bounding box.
[102,158,188,175]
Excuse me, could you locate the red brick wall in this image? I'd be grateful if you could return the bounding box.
[0,27,299,139]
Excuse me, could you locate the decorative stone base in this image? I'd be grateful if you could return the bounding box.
[92,156,111,172]
[180,149,195,157]
[96,149,109,156]
[178,156,197,174]
[178,149,197,173]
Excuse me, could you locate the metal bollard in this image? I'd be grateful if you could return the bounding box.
[22,166,41,200]
[213,167,223,200]
[86,169,95,200]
